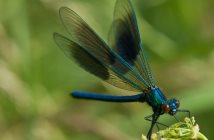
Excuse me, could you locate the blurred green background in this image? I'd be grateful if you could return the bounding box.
[0,0,214,139]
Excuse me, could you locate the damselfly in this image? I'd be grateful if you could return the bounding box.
[53,0,189,139]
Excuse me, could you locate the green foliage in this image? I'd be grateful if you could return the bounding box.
[142,117,208,140]
[0,0,214,139]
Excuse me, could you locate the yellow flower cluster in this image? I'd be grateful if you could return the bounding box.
[142,117,208,140]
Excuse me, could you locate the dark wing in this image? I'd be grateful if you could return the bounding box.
[54,33,139,91]
[108,0,155,86]
[54,7,150,91]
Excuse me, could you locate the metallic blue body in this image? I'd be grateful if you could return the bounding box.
[72,91,145,102]
[72,86,171,114]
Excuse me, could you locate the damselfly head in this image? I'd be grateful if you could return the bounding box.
[169,98,180,115]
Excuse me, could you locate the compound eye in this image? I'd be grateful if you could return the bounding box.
[162,104,170,113]
[175,100,180,108]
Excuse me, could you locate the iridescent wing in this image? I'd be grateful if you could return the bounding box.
[54,7,150,92]
[108,0,155,86]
